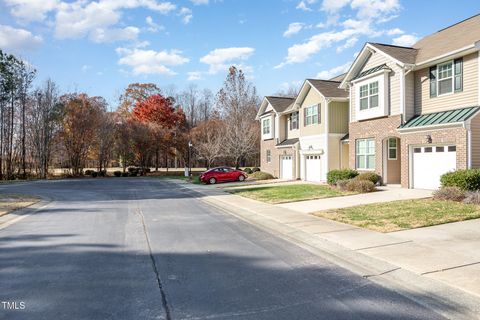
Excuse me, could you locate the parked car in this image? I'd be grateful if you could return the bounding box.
[199,167,248,184]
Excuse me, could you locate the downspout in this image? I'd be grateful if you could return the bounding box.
[325,99,330,178]
[466,122,472,169]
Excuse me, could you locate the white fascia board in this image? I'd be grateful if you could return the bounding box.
[350,68,392,84]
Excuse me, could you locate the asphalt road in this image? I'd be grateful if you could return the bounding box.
[0,178,445,320]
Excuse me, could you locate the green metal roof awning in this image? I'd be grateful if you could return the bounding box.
[352,64,390,81]
[399,106,480,129]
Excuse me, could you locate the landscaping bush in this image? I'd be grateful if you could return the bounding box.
[355,172,381,185]
[129,172,138,177]
[346,179,376,193]
[98,170,107,177]
[336,179,350,191]
[84,169,93,176]
[128,167,139,174]
[113,171,122,177]
[122,172,129,177]
[440,169,480,191]
[252,167,261,173]
[91,171,98,178]
[243,167,253,174]
[327,169,358,185]
[251,171,274,180]
[145,168,151,173]
[432,186,465,202]
[463,191,480,205]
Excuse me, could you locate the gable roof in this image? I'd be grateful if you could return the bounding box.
[329,73,346,82]
[306,79,348,98]
[412,14,480,63]
[265,96,295,113]
[398,106,480,129]
[369,43,418,64]
[351,64,391,81]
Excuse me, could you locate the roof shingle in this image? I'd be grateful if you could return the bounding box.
[265,96,295,113]
[306,79,348,98]
[369,43,418,64]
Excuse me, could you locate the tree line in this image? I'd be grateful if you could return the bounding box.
[0,50,260,180]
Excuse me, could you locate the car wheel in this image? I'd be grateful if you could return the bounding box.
[209,177,217,184]
[238,175,245,182]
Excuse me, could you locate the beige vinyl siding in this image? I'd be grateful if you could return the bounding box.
[471,113,480,168]
[350,84,356,122]
[299,88,326,136]
[328,101,349,133]
[285,112,300,139]
[278,114,287,142]
[328,136,341,171]
[405,71,415,122]
[414,52,478,115]
[341,143,349,169]
[265,104,274,112]
[351,51,402,121]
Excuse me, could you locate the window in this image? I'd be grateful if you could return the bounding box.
[436,146,444,152]
[359,81,379,110]
[304,105,319,126]
[356,139,375,170]
[262,118,270,135]
[290,112,299,130]
[448,146,456,152]
[424,147,433,153]
[388,138,397,160]
[413,147,422,153]
[266,150,271,163]
[430,59,463,97]
[437,61,453,95]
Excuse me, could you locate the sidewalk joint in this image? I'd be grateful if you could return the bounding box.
[363,267,401,279]
[421,261,480,275]
[355,240,413,251]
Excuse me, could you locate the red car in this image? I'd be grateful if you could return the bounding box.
[199,167,247,184]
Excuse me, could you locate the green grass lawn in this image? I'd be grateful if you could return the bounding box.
[230,184,352,204]
[314,199,480,232]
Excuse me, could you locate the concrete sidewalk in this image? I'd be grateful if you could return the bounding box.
[276,185,433,213]
[171,180,480,319]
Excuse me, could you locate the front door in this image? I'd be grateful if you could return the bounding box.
[305,155,321,182]
[281,156,293,180]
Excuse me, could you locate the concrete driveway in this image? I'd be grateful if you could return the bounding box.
[0,178,446,319]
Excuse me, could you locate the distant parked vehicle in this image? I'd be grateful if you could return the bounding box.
[199,167,248,184]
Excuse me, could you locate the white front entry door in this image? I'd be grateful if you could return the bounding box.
[412,145,456,189]
[281,156,293,180]
[305,155,321,182]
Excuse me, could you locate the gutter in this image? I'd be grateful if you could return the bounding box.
[397,122,464,133]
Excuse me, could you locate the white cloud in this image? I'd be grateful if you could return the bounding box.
[187,71,202,81]
[116,47,189,75]
[4,0,59,22]
[145,16,165,32]
[316,61,352,79]
[190,0,208,4]
[387,28,404,36]
[336,37,358,53]
[296,0,316,11]
[81,65,92,73]
[392,34,418,47]
[321,0,350,12]
[200,47,255,74]
[90,27,140,43]
[0,25,43,52]
[350,0,401,20]
[179,7,193,24]
[283,22,304,38]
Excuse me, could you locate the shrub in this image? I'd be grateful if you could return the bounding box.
[463,191,480,205]
[251,171,274,180]
[355,172,381,185]
[128,167,139,174]
[346,179,376,193]
[336,179,350,191]
[122,172,129,177]
[114,171,122,177]
[243,167,253,174]
[327,169,358,185]
[129,172,138,177]
[432,186,465,202]
[145,168,151,173]
[440,169,480,191]
[252,167,261,173]
[84,169,93,176]
[91,171,98,178]
[98,170,107,177]
[433,186,465,202]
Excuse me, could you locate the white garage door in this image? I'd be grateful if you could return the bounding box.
[281,156,293,180]
[412,145,456,189]
[305,155,321,182]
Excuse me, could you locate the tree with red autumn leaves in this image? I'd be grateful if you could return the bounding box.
[131,94,187,171]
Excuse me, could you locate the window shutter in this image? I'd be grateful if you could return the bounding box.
[454,58,463,92]
[317,104,321,123]
[289,114,292,130]
[304,109,307,126]
[429,66,437,97]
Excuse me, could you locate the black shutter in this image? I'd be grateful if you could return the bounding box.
[454,58,463,92]
[317,104,321,123]
[429,66,437,97]
[289,114,292,130]
[304,108,307,126]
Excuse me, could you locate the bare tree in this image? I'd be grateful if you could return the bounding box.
[96,112,116,173]
[191,119,224,168]
[216,66,260,169]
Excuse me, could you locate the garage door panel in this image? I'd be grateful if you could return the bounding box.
[281,156,293,180]
[412,145,456,190]
[305,155,321,182]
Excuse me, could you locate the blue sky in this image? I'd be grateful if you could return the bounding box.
[1,0,480,107]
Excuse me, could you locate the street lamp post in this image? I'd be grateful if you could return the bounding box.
[188,141,193,178]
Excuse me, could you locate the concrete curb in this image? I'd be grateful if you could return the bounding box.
[0,197,52,231]
[174,180,480,320]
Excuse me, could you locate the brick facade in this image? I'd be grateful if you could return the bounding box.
[349,115,402,184]
[260,139,280,178]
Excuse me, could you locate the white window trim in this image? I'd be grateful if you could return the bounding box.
[354,73,388,121]
[305,105,319,126]
[388,138,397,160]
[359,81,379,110]
[290,112,299,130]
[436,60,454,97]
[262,118,271,135]
[356,138,376,170]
